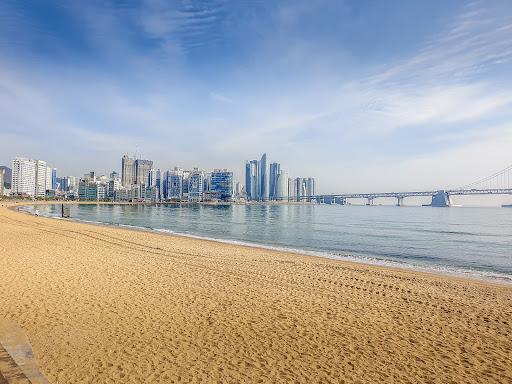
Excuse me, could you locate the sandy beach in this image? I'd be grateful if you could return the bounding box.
[0,202,511,383]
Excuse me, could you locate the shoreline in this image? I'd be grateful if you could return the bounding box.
[1,201,511,383]
[12,200,512,287]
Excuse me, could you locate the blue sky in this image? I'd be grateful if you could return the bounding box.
[1,0,512,194]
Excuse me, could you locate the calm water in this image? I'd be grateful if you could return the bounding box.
[25,204,512,282]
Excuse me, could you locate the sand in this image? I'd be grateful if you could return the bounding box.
[0,202,511,383]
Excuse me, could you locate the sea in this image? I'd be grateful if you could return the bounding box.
[22,203,512,283]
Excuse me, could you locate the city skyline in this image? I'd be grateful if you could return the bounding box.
[1,1,512,193]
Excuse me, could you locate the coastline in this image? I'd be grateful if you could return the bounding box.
[12,201,512,286]
[1,201,512,383]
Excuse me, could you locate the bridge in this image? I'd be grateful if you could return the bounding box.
[310,164,512,207]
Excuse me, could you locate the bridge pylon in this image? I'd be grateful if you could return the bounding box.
[396,196,404,206]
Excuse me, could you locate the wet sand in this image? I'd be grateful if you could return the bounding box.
[0,202,511,383]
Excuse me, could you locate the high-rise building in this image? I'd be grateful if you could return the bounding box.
[148,168,157,187]
[245,160,258,200]
[305,178,315,201]
[78,180,98,200]
[235,182,243,198]
[0,166,12,190]
[62,176,79,193]
[188,168,204,201]
[259,153,270,201]
[210,169,233,201]
[164,168,184,200]
[276,170,289,201]
[245,161,251,199]
[182,170,190,197]
[107,171,122,199]
[135,159,153,186]
[51,168,57,191]
[269,162,280,200]
[121,154,135,187]
[155,169,162,201]
[288,177,297,202]
[35,160,48,197]
[12,157,36,196]
[45,166,52,193]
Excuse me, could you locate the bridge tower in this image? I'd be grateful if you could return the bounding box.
[431,190,452,207]
[396,196,404,206]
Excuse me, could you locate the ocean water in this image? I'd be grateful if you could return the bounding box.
[24,204,512,283]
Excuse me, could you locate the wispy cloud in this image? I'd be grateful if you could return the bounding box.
[209,91,234,104]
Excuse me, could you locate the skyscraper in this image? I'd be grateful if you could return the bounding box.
[305,178,316,201]
[245,161,251,199]
[51,168,57,191]
[134,159,153,186]
[121,154,134,187]
[259,153,270,201]
[245,160,259,200]
[276,170,289,201]
[269,162,280,200]
[288,177,297,202]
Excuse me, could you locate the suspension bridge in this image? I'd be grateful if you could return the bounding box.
[311,164,512,207]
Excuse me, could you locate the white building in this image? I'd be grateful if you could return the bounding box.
[12,157,54,197]
[35,160,48,197]
[12,157,36,196]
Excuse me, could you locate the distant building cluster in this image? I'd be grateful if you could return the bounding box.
[245,153,315,202]
[70,154,235,202]
[4,152,316,203]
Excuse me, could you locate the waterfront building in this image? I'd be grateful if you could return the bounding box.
[245,162,251,199]
[305,178,316,201]
[269,162,280,200]
[245,160,258,200]
[11,157,36,197]
[182,170,190,198]
[134,159,153,186]
[108,178,122,199]
[0,166,12,190]
[78,180,98,200]
[148,168,157,187]
[165,168,184,200]
[287,177,316,202]
[188,168,204,201]
[121,155,135,187]
[203,172,211,195]
[155,169,162,200]
[97,183,107,200]
[61,176,79,192]
[34,160,48,197]
[288,178,297,202]
[235,182,243,199]
[210,169,233,201]
[259,153,270,201]
[276,170,289,201]
[51,168,57,191]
